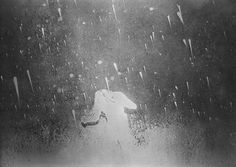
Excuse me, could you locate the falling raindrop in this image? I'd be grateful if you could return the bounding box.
[167,15,171,29]
[186,81,190,95]
[112,0,118,22]
[113,62,119,73]
[124,77,128,84]
[174,101,178,109]
[13,76,20,105]
[58,8,63,21]
[83,92,86,101]
[39,43,42,52]
[105,77,110,90]
[72,109,76,124]
[139,71,144,81]
[143,65,147,73]
[144,43,147,51]
[74,0,77,7]
[206,76,210,89]
[183,38,187,47]
[177,4,184,25]
[26,69,34,92]
[161,34,165,40]
[158,88,161,97]
[41,28,45,38]
[188,38,194,58]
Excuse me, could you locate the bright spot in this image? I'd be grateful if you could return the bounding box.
[149,7,155,11]
[97,60,103,64]
[69,73,74,78]
[110,76,115,81]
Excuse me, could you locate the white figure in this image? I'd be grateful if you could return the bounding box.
[81,89,137,146]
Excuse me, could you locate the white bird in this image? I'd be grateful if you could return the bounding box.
[81,89,137,147]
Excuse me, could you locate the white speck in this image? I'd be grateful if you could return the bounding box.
[82,21,86,25]
[27,36,31,40]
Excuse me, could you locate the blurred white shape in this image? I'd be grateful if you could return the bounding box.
[110,76,115,81]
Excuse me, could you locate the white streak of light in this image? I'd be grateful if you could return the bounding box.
[113,62,119,73]
[143,65,147,73]
[188,38,193,58]
[177,4,184,25]
[26,69,34,92]
[58,8,63,21]
[13,76,20,105]
[112,0,118,22]
[186,81,190,95]
[139,71,144,81]
[158,88,161,97]
[206,76,210,89]
[167,15,171,28]
[83,92,86,101]
[72,109,77,126]
[74,0,77,7]
[105,77,110,90]
[183,38,187,47]
[42,28,45,38]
